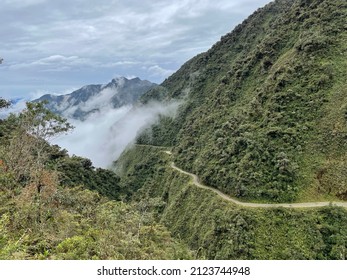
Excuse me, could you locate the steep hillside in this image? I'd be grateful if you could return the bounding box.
[36,77,156,120]
[136,0,347,203]
[115,0,347,260]
[117,145,347,259]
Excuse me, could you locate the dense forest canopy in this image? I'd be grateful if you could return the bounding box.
[1,0,347,260]
[137,0,347,203]
[117,0,347,259]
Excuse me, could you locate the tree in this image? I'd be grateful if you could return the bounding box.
[0,102,73,225]
[0,58,11,109]
[2,102,74,188]
[0,99,10,109]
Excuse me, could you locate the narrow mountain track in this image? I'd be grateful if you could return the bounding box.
[168,156,347,209]
[133,145,347,208]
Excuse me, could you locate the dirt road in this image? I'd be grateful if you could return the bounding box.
[170,162,347,209]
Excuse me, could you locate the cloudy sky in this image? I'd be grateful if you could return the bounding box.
[0,0,271,100]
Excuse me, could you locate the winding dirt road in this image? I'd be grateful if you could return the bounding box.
[169,161,347,209]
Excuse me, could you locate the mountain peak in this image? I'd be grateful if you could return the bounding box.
[35,77,157,120]
[111,76,128,83]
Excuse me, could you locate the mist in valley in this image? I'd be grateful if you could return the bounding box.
[53,100,181,168]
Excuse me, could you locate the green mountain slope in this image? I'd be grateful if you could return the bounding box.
[116,0,347,260]
[117,145,347,259]
[137,0,347,203]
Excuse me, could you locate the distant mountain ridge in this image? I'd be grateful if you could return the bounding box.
[35,77,157,120]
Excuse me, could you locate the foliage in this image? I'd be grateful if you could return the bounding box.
[2,0,347,260]
[0,103,191,259]
[18,102,74,141]
[0,56,11,109]
[117,145,347,260]
[0,102,73,189]
[54,155,126,200]
[136,0,347,202]
[115,145,168,196]
[0,99,10,109]
[0,182,192,259]
[114,0,347,260]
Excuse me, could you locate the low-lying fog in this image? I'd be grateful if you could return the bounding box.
[53,101,180,168]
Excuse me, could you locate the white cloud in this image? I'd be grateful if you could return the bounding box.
[0,0,276,168]
[148,65,175,78]
[53,105,132,167]
[101,61,140,68]
[106,101,181,163]
[9,55,90,71]
[53,100,181,168]
[0,0,273,97]
[0,99,27,118]
[3,0,47,8]
[60,87,117,118]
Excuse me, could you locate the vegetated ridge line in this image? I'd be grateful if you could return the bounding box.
[169,160,347,209]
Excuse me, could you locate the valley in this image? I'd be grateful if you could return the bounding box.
[1,0,347,260]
